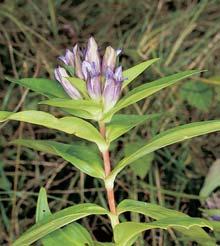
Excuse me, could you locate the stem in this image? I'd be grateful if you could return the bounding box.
[99,121,119,225]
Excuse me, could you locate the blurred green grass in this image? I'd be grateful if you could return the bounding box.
[0,0,220,244]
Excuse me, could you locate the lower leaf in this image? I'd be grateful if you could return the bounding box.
[13,203,108,246]
[114,219,214,246]
[36,188,94,246]
[117,199,215,245]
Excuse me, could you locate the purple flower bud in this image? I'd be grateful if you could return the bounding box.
[82,61,101,100]
[82,61,93,81]
[73,45,84,80]
[54,66,81,99]
[58,49,74,67]
[103,67,122,111]
[114,66,123,82]
[87,75,102,100]
[85,37,101,74]
[102,46,117,74]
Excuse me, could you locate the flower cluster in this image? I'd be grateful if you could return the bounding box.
[55,37,123,112]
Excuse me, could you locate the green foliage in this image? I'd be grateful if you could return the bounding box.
[106,114,159,143]
[109,120,220,181]
[180,81,213,112]
[117,200,215,245]
[36,188,94,246]
[104,70,200,120]
[0,110,107,151]
[122,58,159,88]
[117,199,185,218]
[113,219,214,246]
[6,77,68,98]
[13,203,108,246]
[40,99,102,120]
[12,139,105,179]
[36,188,51,222]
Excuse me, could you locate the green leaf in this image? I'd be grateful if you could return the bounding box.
[180,81,213,112]
[124,141,154,178]
[13,203,108,246]
[61,223,94,246]
[114,219,214,246]
[67,77,88,98]
[36,188,51,223]
[200,159,220,197]
[36,187,62,246]
[117,199,213,245]
[117,199,186,219]
[63,65,75,77]
[36,188,94,246]
[105,70,201,120]
[106,114,160,143]
[122,58,159,88]
[109,120,220,181]
[40,99,102,120]
[12,139,105,179]
[6,77,68,98]
[0,110,107,151]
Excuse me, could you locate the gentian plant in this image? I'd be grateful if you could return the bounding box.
[2,37,220,245]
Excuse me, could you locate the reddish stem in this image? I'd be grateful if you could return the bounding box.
[99,122,117,216]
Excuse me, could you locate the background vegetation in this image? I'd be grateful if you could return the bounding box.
[0,0,220,245]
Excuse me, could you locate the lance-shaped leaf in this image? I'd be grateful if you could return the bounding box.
[40,99,102,120]
[122,58,159,88]
[117,199,185,218]
[36,188,94,246]
[0,110,107,151]
[6,77,68,98]
[104,70,200,120]
[117,200,214,245]
[13,203,108,246]
[109,120,220,181]
[12,139,105,179]
[114,219,214,246]
[106,113,160,143]
[6,77,100,120]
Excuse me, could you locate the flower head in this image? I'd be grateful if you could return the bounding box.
[55,37,123,111]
